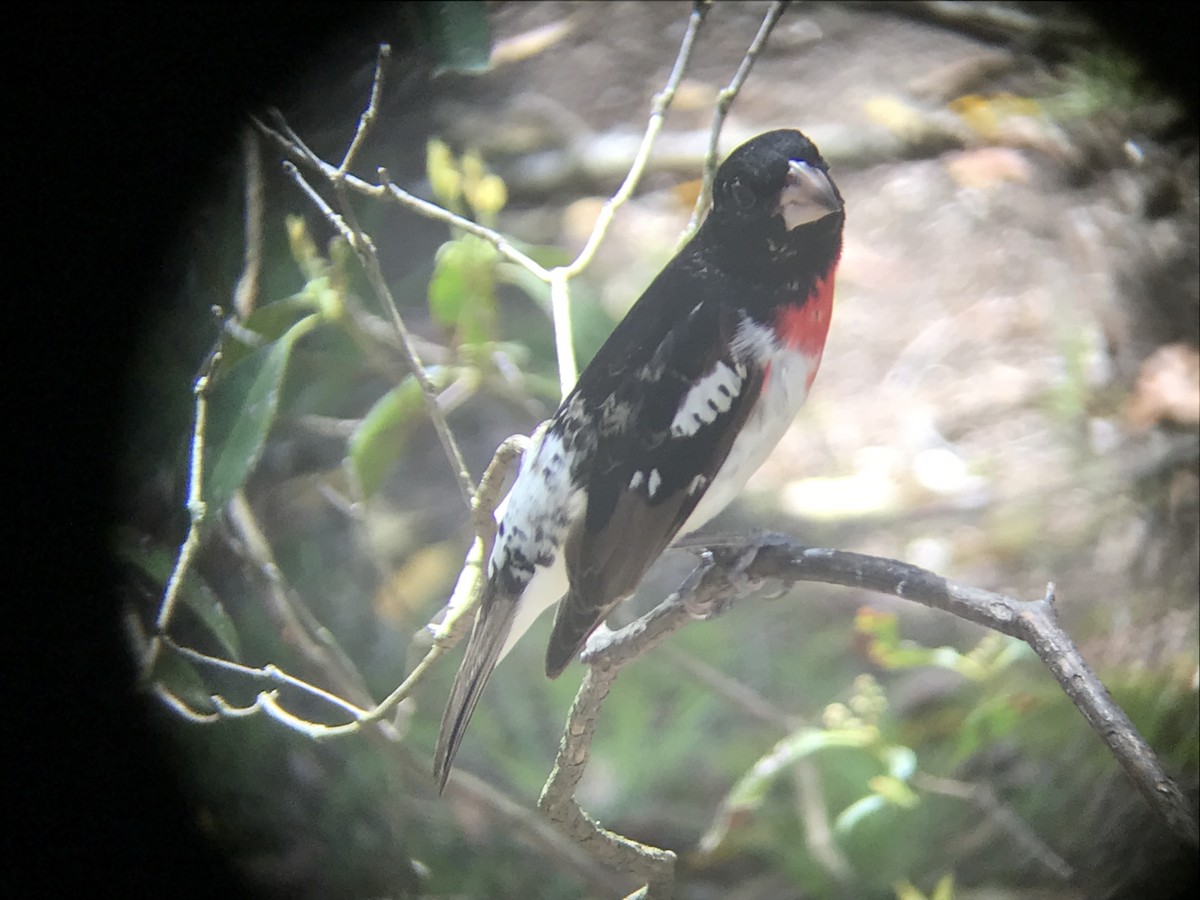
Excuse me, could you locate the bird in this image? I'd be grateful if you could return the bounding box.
[434,129,844,790]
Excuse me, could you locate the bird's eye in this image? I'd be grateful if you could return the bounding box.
[731,182,756,210]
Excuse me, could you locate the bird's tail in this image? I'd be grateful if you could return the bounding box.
[544,587,610,679]
[432,585,516,792]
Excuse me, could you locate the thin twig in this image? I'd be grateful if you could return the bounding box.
[226,490,378,706]
[253,46,479,512]
[253,4,707,412]
[913,771,1075,881]
[338,43,390,176]
[793,753,855,882]
[265,108,325,170]
[151,683,222,724]
[660,645,852,881]
[547,269,578,401]
[329,45,389,272]
[165,637,372,722]
[149,435,529,746]
[546,0,709,396]
[379,169,552,275]
[281,161,477,511]
[252,115,551,278]
[680,0,790,244]
[139,349,220,681]
[559,1,709,280]
[361,434,530,722]
[660,643,794,729]
[232,127,264,320]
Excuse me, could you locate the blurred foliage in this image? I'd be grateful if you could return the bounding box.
[896,872,956,900]
[1046,48,1160,122]
[123,190,1199,900]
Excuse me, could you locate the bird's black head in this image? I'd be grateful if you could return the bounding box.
[703,129,844,279]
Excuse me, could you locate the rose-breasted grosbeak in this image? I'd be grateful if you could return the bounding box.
[434,129,843,790]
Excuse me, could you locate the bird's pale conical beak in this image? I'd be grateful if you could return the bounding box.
[779,160,842,230]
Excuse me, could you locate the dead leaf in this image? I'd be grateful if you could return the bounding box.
[1125,342,1200,430]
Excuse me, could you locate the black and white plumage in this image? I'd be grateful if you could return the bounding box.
[434,129,844,790]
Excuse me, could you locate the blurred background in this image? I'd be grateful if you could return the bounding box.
[49,2,1199,898]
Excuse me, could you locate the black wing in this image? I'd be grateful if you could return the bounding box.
[544,296,764,676]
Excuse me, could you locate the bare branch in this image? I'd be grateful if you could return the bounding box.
[660,643,795,729]
[913,771,1075,881]
[252,115,552,277]
[539,664,677,899]
[558,1,709,280]
[354,434,532,725]
[547,0,709,396]
[338,43,390,176]
[224,490,385,712]
[547,269,578,402]
[139,347,220,680]
[232,127,264,319]
[681,0,790,244]
[578,536,1199,849]
[147,432,530,749]
[378,169,552,276]
[150,682,223,724]
[792,753,855,882]
[280,160,477,511]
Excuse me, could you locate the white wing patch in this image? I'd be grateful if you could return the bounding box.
[670,360,746,437]
[682,342,820,534]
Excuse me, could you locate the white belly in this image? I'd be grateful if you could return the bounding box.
[683,345,818,533]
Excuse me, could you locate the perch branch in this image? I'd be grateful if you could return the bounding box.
[539,663,677,899]
[572,536,1198,849]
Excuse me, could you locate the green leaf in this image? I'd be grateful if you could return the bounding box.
[217,292,324,372]
[347,374,430,498]
[115,529,242,661]
[203,313,320,515]
[417,1,492,75]
[428,236,499,345]
[955,691,1024,759]
[429,241,469,326]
